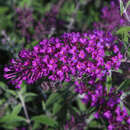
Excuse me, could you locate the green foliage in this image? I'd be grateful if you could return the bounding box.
[87,120,101,129]
[116,26,130,57]
[19,0,32,7]
[106,71,112,94]
[0,7,9,15]
[118,79,130,91]
[116,26,130,40]
[77,99,86,112]
[0,0,129,129]
[0,104,26,128]
[31,115,58,127]
[119,0,124,16]
[126,1,130,10]
[52,102,62,115]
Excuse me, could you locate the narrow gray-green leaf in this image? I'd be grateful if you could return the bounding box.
[31,115,57,127]
[53,103,62,115]
[77,99,86,112]
[46,93,60,107]
[12,104,22,116]
[0,7,9,15]
[120,0,124,16]
[106,71,112,94]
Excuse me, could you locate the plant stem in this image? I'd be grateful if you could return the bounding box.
[18,93,32,128]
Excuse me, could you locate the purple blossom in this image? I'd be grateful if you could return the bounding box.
[78,50,86,59]
[15,6,34,42]
[4,31,122,91]
[82,85,130,129]
[104,111,112,119]
[94,1,130,32]
[108,124,114,130]
[94,112,99,119]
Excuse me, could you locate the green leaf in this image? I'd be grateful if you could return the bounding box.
[71,106,80,114]
[31,115,57,127]
[9,116,26,122]
[25,41,39,49]
[24,93,37,97]
[12,104,22,116]
[77,99,86,112]
[116,69,123,73]
[0,81,8,90]
[62,82,69,87]
[106,71,112,94]
[46,93,60,107]
[88,120,100,127]
[42,101,46,110]
[19,82,27,95]
[32,122,41,130]
[0,104,25,123]
[24,93,37,102]
[0,82,17,96]
[53,103,62,115]
[95,78,99,82]
[1,124,15,130]
[19,0,32,7]
[0,99,5,106]
[87,107,96,114]
[6,89,16,96]
[105,51,113,56]
[126,107,130,115]
[126,1,130,11]
[112,69,123,74]
[86,114,95,124]
[116,26,130,35]
[118,79,130,91]
[0,7,9,15]
[0,115,12,122]
[0,115,26,123]
[120,0,124,16]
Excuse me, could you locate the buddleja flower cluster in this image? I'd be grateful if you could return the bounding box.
[16,6,66,42]
[82,84,130,130]
[4,30,130,129]
[4,30,122,88]
[16,7,34,42]
[94,1,130,32]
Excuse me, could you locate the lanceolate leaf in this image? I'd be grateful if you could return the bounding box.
[106,71,112,94]
[0,7,9,15]
[46,93,60,107]
[12,104,22,116]
[31,115,58,127]
[118,79,130,91]
[119,0,124,16]
[116,26,130,34]
[53,102,62,115]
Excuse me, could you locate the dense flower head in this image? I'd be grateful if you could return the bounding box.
[33,7,66,41]
[4,30,122,89]
[15,5,66,42]
[94,0,130,32]
[16,6,34,42]
[82,85,130,129]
